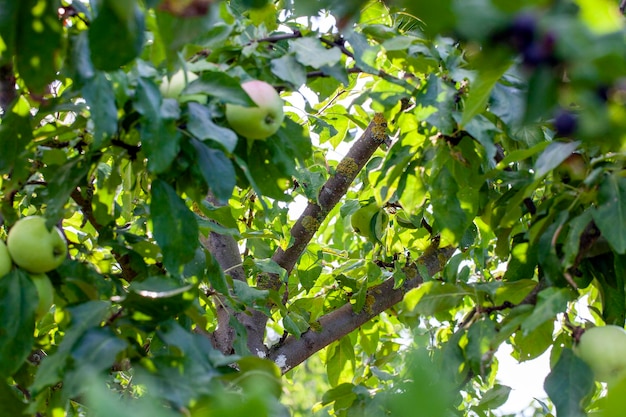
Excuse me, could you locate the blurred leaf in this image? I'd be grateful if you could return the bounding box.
[89,0,145,71]
[150,179,199,272]
[0,270,36,377]
[544,349,594,417]
[0,381,26,415]
[593,174,626,254]
[85,373,180,417]
[0,98,32,174]
[386,348,456,417]
[14,0,63,92]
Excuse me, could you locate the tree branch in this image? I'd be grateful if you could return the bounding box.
[267,113,388,285]
[268,244,456,373]
[200,194,267,356]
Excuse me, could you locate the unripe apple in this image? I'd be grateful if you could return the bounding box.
[225,80,284,140]
[0,240,12,278]
[7,216,67,274]
[30,273,54,320]
[160,70,207,104]
[574,325,626,384]
[351,203,388,243]
[555,153,587,184]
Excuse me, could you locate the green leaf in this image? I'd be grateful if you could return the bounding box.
[534,140,581,179]
[290,37,342,69]
[593,174,626,254]
[283,311,310,338]
[14,0,63,92]
[513,319,554,361]
[184,72,254,105]
[89,0,145,71]
[0,98,32,174]
[271,54,307,88]
[430,166,468,244]
[461,52,512,127]
[521,287,575,335]
[0,0,18,64]
[85,373,180,417]
[125,276,196,321]
[62,327,128,397]
[0,380,27,415]
[150,179,199,272]
[404,281,468,317]
[544,349,594,417]
[0,270,36,377]
[583,253,626,326]
[155,9,230,65]
[186,103,238,153]
[477,384,512,411]
[525,66,558,123]
[327,337,355,387]
[32,300,112,393]
[135,78,180,174]
[82,72,118,146]
[190,139,236,204]
[465,318,497,375]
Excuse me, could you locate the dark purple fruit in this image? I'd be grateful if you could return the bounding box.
[554,110,577,137]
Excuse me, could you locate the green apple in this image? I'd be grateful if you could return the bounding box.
[351,203,388,243]
[7,216,68,274]
[160,70,207,104]
[574,325,626,384]
[0,240,12,277]
[225,80,284,140]
[555,153,587,184]
[30,273,54,320]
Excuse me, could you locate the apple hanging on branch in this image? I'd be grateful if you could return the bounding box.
[7,216,68,274]
[0,240,12,278]
[225,80,285,140]
[574,325,626,384]
[160,69,207,104]
[30,273,55,320]
[351,203,389,244]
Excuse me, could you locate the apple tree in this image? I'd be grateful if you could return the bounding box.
[1,0,626,416]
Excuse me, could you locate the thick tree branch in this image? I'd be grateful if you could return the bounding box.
[269,244,456,373]
[201,194,267,356]
[267,113,388,285]
[0,64,16,111]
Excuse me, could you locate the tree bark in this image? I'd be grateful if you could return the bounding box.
[268,245,456,373]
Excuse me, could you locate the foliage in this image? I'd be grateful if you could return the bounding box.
[1,0,626,416]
